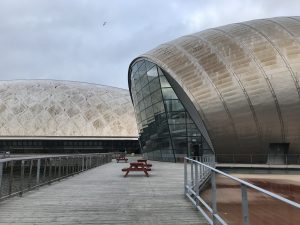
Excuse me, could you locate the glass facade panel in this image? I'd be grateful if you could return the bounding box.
[130,59,212,162]
[162,88,177,99]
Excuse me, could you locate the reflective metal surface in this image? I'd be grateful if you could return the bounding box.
[129,17,300,158]
[0,80,138,137]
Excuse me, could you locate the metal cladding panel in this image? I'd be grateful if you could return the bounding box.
[134,17,300,155]
[0,80,138,137]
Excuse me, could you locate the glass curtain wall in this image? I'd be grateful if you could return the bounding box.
[130,59,212,162]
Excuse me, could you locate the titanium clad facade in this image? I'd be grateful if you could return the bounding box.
[129,17,300,162]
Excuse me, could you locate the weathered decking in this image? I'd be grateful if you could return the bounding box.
[0,158,208,225]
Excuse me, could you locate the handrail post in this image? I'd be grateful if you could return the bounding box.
[211,170,217,225]
[43,159,47,182]
[86,157,88,170]
[241,184,250,225]
[28,160,33,189]
[9,161,14,195]
[195,161,199,194]
[191,160,194,187]
[184,157,187,194]
[71,157,74,174]
[82,156,85,171]
[58,157,61,178]
[20,160,25,197]
[36,159,41,185]
[48,158,52,183]
[77,157,80,172]
[66,157,69,176]
[0,162,3,198]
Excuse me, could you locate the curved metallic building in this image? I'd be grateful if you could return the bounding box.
[128,17,300,163]
[0,80,138,137]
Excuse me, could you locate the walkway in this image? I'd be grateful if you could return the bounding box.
[0,158,208,225]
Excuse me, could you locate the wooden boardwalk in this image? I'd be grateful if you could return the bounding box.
[0,158,208,225]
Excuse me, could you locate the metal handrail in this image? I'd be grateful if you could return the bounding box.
[184,157,300,225]
[215,153,300,165]
[0,153,108,163]
[0,153,112,201]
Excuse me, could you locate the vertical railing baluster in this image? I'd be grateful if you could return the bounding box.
[195,161,198,182]
[85,157,88,170]
[211,170,217,225]
[43,159,47,182]
[36,159,40,185]
[48,158,52,183]
[70,157,73,174]
[8,161,14,195]
[58,157,62,178]
[184,157,187,194]
[20,160,25,196]
[0,162,3,198]
[53,159,56,178]
[82,156,85,171]
[241,184,250,225]
[66,157,69,176]
[28,160,33,189]
[63,157,65,176]
[191,160,194,187]
[77,157,80,172]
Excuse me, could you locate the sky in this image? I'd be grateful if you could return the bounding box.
[0,0,299,89]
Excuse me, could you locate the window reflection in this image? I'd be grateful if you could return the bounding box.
[130,59,212,162]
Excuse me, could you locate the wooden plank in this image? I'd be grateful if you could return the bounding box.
[0,158,208,225]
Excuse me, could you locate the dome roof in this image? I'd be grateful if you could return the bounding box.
[0,80,138,137]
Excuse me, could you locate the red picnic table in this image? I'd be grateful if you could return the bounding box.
[122,162,151,177]
[116,156,128,163]
[137,159,152,167]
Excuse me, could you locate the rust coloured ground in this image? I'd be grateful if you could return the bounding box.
[200,174,300,225]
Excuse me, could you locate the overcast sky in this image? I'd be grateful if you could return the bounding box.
[0,0,299,89]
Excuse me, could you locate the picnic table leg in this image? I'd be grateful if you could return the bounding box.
[124,169,130,177]
[144,170,149,177]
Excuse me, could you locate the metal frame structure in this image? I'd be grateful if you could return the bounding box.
[0,153,112,200]
[184,157,300,225]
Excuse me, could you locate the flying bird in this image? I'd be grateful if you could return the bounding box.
[103,21,107,26]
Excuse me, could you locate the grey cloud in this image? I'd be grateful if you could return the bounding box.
[0,0,299,89]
